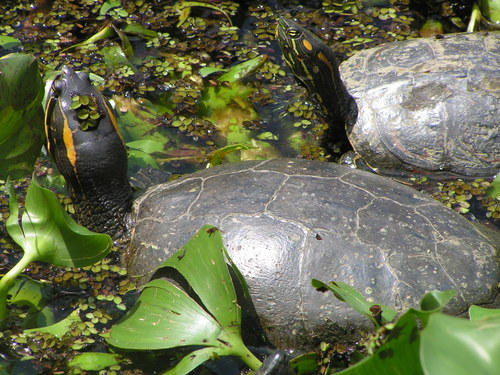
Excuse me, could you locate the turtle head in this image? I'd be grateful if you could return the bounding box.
[45,66,132,238]
[276,18,355,130]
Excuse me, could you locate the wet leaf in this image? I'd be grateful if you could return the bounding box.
[24,309,82,339]
[0,53,44,179]
[6,177,112,267]
[421,313,500,375]
[311,280,397,327]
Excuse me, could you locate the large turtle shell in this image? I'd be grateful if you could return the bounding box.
[341,32,499,177]
[125,159,498,349]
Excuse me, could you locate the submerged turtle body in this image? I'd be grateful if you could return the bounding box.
[277,20,500,177]
[127,158,499,348]
[46,67,499,350]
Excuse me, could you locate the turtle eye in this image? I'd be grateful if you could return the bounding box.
[288,28,301,39]
[52,79,63,94]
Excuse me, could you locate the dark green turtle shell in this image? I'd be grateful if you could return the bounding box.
[126,158,499,349]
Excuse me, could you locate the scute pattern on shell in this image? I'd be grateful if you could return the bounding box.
[341,32,500,176]
[126,159,499,349]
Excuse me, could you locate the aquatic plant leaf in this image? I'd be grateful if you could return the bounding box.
[158,225,240,332]
[175,2,233,27]
[24,309,81,339]
[218,56,267,84]
[419,289,456,311]
[68,352,122,372]
[207,144,255,167]
[108,279,227,349]
[0,53,44,179]
[311,280,397,326]
[487,173,499,199]
[0,36,21,49]
[469,305,500,320]
[107,226,261,372]
[336,311,422,375]
[6,177,112,267]
[420,313,500,375]
[6,276,50,313]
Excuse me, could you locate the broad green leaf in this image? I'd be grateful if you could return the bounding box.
[107,226,262,373]
[411,290,457,326]
[481,0,500,23]
[0,53,44,179]
[487,173,499,199]
[24,309,81,339]
[337,311,423,375]
[108,279,226,349]
[6,177,112,267]
[158,225,240,331]
[420,313,500,375]
[469,305,500,320]
[68,352,121,371]
[311,280,397,327]
[289,352,318,375]
[6,276,50,313]
[0,36,21,49]
[419,290,456,311]
[163,346,221,375]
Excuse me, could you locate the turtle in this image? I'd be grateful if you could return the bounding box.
[45,66,499,350]
[276,18,500,177]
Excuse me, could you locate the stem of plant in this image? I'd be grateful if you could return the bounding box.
[231,337,262,370]
[0,251,36,326]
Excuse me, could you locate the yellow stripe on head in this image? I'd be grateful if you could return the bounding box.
[59,101,77,169]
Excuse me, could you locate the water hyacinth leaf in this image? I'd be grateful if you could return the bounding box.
[6,177,112,267]
[420,313,500,375]
[108,279,226,349]
[0,36,21,49]
[469,305,500,320]
[0,53,44,179]
[419,289,456,312]
[24,309,82,339]
[7,276,50,313]
[68,352,122,371]
[487,173,499,199]
[163,347,224,375]
[107,226,262,372]
[158,225,240,330]
[311,280,397,326]
[337,311,422,375]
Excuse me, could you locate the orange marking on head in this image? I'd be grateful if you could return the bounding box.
[302,39,313,51]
